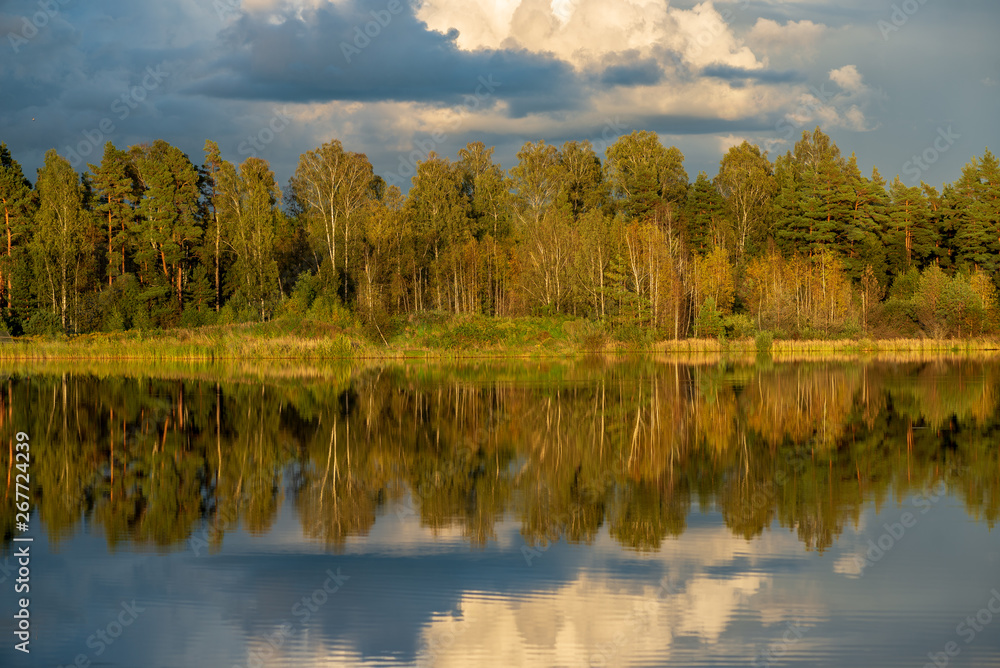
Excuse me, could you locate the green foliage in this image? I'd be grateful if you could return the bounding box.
[23,310,63,336]
[286,270,321,315]
[695,296,725,338]
[3,132,1000,344]
[888,268,921,300]
[754,331,773,354]
[724,313,755,339]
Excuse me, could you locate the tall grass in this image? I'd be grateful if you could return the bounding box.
[2,314,997,362]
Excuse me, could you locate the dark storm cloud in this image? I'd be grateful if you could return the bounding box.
[0,0,996,192]
[187,0,584,114]
[701,64,805,84]
[597,59,664,87]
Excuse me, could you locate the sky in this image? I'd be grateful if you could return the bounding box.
[0,0,997,193]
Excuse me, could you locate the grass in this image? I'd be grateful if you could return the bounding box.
[0,318,361,362]
[1,313,998,362]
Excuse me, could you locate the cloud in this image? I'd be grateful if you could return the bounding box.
[417,0,763,71]
[2,0,990,193]
[701,64,806,84]
[597,58,664,87]
[829,64,864,93]
[780,65,884,134]
[746,18,828,60]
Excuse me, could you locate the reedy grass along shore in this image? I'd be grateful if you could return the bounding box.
[0,314,998,362]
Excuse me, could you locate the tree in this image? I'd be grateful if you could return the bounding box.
[130,140,203,310]
[886,176,922,273]
[556,140,608,219]
[509,140,563,229]
[684,171,728,253]
[202,140,226,310]
[774,129,850,258]
[694,245,735,318]
[520,204,575,313]
[605,130,687,220]
[291,140,375,298]
[839,156,888,284]
[33,150,87,330]
[405,152,471,312]
[458,142,513,315]
[716,141,775,264]
[216,157,281,320]
[0,143,31,317]
[88,142,137,286]
[947,151,1000,276]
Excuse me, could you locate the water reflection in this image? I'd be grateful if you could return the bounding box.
[0,358,998,667]
[2,359,996,554]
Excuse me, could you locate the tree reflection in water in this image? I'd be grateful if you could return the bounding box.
[1,358,997,555]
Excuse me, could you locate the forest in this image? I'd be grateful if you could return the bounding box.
[0,127,998,341]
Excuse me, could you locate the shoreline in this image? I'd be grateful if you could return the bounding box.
[0,316,997,363]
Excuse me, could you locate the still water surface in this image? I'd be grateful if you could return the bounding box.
[1,357,998,667]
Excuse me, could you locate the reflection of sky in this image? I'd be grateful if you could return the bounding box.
[3,495,999,667]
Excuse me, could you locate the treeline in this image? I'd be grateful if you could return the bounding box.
[0,128,997,339]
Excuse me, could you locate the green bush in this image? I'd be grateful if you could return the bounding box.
[694,297,724,338]
[23,311,63,336]
[869,298,921,338]
[724,313,755,339]
[286,271,321,316]
[755,331,773,354]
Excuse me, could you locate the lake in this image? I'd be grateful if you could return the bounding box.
[1,356,998,667]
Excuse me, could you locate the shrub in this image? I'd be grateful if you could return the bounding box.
[286,271,320,316]
[694,296,724,338]
[23,311,63,336]
[723,313,755,339]
[755,331,773,354]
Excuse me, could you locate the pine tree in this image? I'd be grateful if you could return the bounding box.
[843,160,888,284]
[684,171,727,254]
[949,153,999,275]
[87,142,137,286]
[886,176,934,275]
[0,143,32,317]
[131,140,203,315]
[772,153,805,255]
